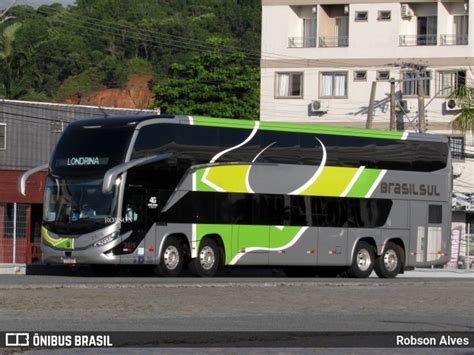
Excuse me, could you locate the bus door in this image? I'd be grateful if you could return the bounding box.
[409,201,444,265]
[121,187,156,264]
[410,201,427,265]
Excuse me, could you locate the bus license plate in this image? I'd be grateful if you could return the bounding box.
[63,258,76,264]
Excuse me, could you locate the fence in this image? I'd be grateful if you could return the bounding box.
[458,232,474,269]
[0,203,41,265]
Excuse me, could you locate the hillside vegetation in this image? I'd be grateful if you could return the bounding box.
[0,0,261,119]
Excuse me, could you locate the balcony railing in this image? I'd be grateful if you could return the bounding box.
[319,36,349,48]
[288,36,317,48]
[399,34,437,46]
[440,34,468,45]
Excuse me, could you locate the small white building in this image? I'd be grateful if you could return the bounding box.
[260,0,474,265]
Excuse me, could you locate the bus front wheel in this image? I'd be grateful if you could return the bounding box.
[346,241,375,278]
[155,236,184,277]
[374,241,403,278]
[189,238,221,277]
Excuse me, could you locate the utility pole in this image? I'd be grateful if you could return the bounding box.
[389,79,396,131]
[366,81,377,129]
[417,70,426,133]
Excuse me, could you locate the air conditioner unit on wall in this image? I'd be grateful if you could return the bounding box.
[446,99,461,112]
[311,100,329,113]
[396,99,410,113]
[401,4,414,18]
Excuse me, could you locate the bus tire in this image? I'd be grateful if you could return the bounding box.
[346,241,375,278]
[189,238,221,277]
[374,241,403,278]
[91,265,120,277]
[155,236,184,277]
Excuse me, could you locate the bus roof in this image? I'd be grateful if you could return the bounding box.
[69,114,448,143]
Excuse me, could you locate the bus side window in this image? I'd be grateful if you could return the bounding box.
[290,196,308,226]
[229,194,252,224]
[257,194,285,226]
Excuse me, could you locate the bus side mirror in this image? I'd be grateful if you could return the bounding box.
[18,164,49,196]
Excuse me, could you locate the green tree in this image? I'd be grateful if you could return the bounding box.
[153,38,259,119]
[450,85,474,132]
[0,22,23,98]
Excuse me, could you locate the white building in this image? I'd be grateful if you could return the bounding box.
[260,0,474,265]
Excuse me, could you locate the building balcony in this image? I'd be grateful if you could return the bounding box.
[440,34,468,45]
[288,36,317,48]
[399,34,437,46]
[319,36,348,48]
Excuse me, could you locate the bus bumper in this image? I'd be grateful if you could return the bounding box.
[41,243,121,265]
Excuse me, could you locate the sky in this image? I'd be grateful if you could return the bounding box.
[0,0,75,10]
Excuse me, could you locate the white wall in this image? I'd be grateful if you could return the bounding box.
[262,3,474,60]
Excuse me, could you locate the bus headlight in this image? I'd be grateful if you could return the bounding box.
[94,232,119,247]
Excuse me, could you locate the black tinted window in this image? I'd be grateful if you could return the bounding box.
[160,191,392,228]
[429,205,442,224]
[52,125,134,176]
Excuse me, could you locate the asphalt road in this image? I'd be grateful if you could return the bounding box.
[0,272,473,333]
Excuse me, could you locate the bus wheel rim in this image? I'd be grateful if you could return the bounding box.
[357,249,371,272]
[200,246,215,270]
[384,249,398,272]
[164,246,180,270]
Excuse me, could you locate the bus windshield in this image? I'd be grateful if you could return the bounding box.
[43,176,118,234]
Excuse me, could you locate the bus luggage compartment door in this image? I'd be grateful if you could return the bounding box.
[268,226,317,265]
[233,225,269,265]
[317,228,348,265]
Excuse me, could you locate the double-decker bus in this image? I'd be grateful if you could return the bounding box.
[20,115,451,278]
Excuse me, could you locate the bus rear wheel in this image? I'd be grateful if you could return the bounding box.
[346,241,375,278]
[155,236,184,277]
[189,238,221,277]
[374,241,403,278]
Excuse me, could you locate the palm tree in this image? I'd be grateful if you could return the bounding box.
[449,85,474,132]
[0,22,23,98]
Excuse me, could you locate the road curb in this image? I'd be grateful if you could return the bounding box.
[0,264,26,275]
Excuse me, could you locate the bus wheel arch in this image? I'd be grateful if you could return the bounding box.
[374,238,405,278]
[347,237,377,278]
[189,234,224,277]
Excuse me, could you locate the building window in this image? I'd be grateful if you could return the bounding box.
[448,136,465,160]
[276,72,303,98]
[321,72,348,98]
[437,71,466,97]
[355,11,368,22]
[376,71,390,81]
[402,71,431,96]
[51,121,65,133]
[354,71,367,81]
[378,10,391,21]
[417,16,437,45]
[303,17,317,48]
[0,123,5,150]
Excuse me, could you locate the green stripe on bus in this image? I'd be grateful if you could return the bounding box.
[192,116,404,140]
[346,169,382,198]
[195,168,216,192]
